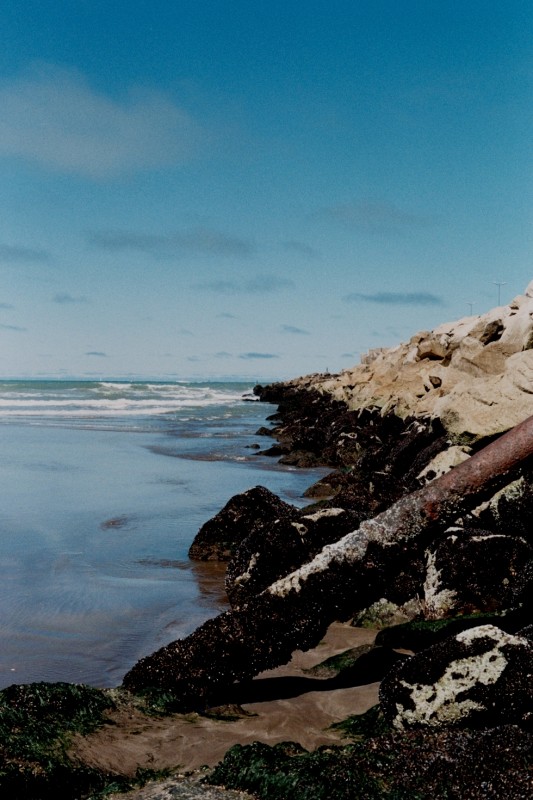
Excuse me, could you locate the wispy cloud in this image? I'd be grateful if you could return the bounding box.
[215,351,233,359]
[216,312,238,319]
[53,292,89,304]
[239,352,279,360]
[89,227,254,258]
[281,324,309,335]
[344,291,444,306]
[0,323,26,331]
[320,200,434,233]
[0,302,14,309]
[282,240,320,259]
[0,63,202,178]
[194,274,293,294]
[0,243,50,263]
[85,350,107,357]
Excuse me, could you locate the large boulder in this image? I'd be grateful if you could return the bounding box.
[225,507,362,609]
[379,624,533,730]
[422,527,533,619]
[188,486,297,561]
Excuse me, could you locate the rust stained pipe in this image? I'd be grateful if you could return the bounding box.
[386,412,533,536]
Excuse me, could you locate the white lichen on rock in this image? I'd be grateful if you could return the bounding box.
[393,625,526,729]
[301,507,345,523]
[291,521,308,537]
[233,552,259,585]
[423,548,458,618]
[266,524,371,598]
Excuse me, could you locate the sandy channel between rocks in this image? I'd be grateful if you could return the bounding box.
[70,623,379,777]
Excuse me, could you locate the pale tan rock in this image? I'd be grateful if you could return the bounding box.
[287,283,533,441]
[417,446,472,484]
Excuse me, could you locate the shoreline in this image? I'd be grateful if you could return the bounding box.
[4,287,533,797]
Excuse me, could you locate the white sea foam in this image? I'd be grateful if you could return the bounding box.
[0,380,256,424]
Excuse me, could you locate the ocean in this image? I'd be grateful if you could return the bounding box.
[0,379,324,689]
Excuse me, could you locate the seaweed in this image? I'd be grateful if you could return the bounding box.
[375,607,532,651]
[208,724,533,799]
[331,703,391,740]
[0,681,170,798]
[208,740,395,800]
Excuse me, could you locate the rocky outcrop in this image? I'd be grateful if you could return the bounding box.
[188,486,296,561]
[257,282,533,443]
[209,721,533,799]
[225,506,363,609]
[379,624,533,730]
[422,527,533,619]
[123,415,533,703]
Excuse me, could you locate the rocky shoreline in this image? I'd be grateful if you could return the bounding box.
[3,284,533,797]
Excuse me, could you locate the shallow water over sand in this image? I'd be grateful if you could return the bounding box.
[0,381,325,688]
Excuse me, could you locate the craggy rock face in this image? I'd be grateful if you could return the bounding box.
[422,527,533,619]
[294,283,533,441]
[379,624,533,730]
[225,507,363,609]
[471,468,533,540]
[188,486,297,561]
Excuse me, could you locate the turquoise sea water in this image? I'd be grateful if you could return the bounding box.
[0,380,323,689]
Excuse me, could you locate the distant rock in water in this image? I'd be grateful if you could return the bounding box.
[188,486,297,561]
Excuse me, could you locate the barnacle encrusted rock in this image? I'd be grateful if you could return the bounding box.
[225,506,362,609]
[379,624,533,730]
[422,527,533,619]
[188,486,297,561]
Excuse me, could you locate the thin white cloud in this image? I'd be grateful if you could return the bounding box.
[0,63,202,178]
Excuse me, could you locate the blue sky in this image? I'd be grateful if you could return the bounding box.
[1,1,531,379]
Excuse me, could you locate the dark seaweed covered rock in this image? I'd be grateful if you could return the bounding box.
[0,682,117,798]
[375,607,533,652]
[469,469,533,541]
[209,724,533,799]
[188,486,297,561]
[225,506,361,609]
[422,527,533,618]
[379,624,533,730]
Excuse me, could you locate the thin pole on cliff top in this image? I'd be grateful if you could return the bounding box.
[493,281,507,305]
